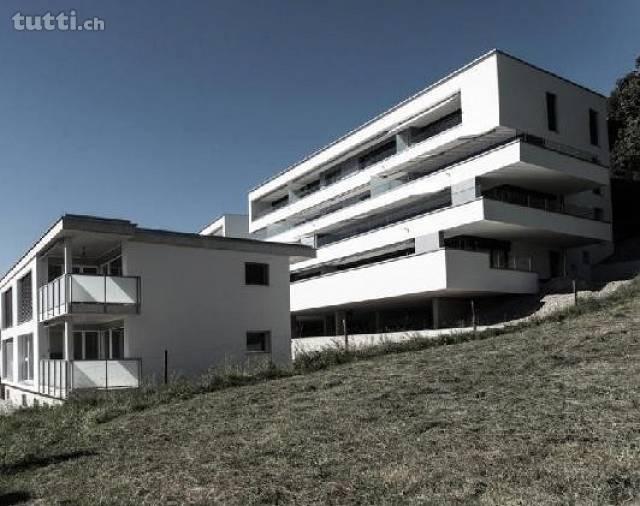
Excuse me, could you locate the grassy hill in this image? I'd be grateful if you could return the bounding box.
[2,280,640,505]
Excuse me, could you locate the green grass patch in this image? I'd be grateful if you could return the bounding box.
[1,278,640,504]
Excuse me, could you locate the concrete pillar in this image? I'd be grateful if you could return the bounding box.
[64,319,74,360]
[334,310,346,336]
[432,299,440,330]
[396,132,411,152]
[374,311,381,333]
[63,237,73,275]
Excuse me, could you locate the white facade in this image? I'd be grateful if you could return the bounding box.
[200,214,251,239]
[0,215,313,405]
[246,50,613,337]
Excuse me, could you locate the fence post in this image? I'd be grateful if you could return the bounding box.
[164,349,168,385]
[573,279,578,306]
[343,317,349,352]
[471,300,477,332]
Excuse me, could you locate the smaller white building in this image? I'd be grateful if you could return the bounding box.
[0,215,313,406]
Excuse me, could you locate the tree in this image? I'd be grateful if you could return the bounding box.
[609,56,640,176]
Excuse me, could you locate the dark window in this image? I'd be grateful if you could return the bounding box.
[546,92,557,132]
[84,332,99,360]
[73,332,83,360]
[592,187,602,196]
[111,328,124,359]
[17,272,32,324]
[589,108,599,146]
[2,288,13,329]
[106,257,123,276]
[271,194,289,210]
[358,140,396,169]
[245,263,269,285]
[594,207,604,221]
[410,109,462,145]
[48,264,63,282]
[246,331,270,352]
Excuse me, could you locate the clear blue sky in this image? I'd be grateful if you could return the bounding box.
[0,0,638,273]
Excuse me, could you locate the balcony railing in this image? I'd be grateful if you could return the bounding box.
[483,190,604,222]
[39,358,141,399]
[38,274,140,322]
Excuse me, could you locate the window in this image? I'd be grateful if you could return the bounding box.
[48,263,63,282]
[594,207,604,221]
[2,339,13,381]
[18,334,33,382]
[110,328,124,359]
[72,266,99,274]
[17,272,33,324]
[100,328,124,359]
[2,288,13,329]
[410,109,463,145]
[48,327,64,360]
[245,262,269,285]
[589,108,599,146]
[74,329,124,360]
[101,256,123,276]
[546,92,557,132]
[246,331,270,353]
[592,187,602,196]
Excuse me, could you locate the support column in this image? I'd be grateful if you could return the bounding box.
[64,319,74,360]
[63,237,72,275]
[432,299,440,330]
[334,310,346,336]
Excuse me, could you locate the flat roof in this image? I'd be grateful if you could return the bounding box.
[0,214,314,287]
[250,49,606,193]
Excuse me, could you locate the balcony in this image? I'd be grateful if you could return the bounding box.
[38,274,140,322]
[39,358,141,399]
[291,248,538,312]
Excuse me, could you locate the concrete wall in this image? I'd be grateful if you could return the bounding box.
[496,53,609,165]
[122,241,292,381]
[249,52,501,229]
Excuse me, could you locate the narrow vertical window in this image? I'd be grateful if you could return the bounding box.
[546,92,557,132]
[589,108,599,146]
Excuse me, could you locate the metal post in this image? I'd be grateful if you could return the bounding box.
[343,317,349,352]
[471,300,477,332]
[164,349,168,385]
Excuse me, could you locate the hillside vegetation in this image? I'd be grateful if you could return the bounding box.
[1,280,640,505]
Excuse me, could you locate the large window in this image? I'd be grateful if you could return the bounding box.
[2,288,13,329]
[17,272,33,324]
[102,256,123,276]
[73,331,100,360]
[246,331,271,353]
[101,328,124,359]
[2,339,14,381]
[245,263,270,286]
[546,92,558,132]
[18,334,33,382]
[589,108,599,146]
[73,329,125,360]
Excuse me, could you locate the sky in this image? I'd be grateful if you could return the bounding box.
[0,0,638,273]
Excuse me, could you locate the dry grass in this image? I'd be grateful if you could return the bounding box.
[1,281,640,504]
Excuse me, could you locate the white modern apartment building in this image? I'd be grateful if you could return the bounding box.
[0,215,313,405]
[246,50,613,336]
